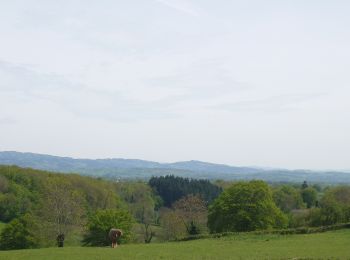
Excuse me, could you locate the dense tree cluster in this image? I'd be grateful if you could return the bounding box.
[0,166,125,249]
[272,185,305,213]
[208,181,287,233]
[0,214,40,250]
[309,186,350,226]
[149,175,222,207]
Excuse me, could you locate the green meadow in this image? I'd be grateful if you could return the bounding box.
[1,229,349,260]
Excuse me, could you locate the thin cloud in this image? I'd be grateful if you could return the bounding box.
[155,0,200,17]
[0,61,181,122]
[0,60,81,94]
[213,93,327,113]
[144,59,250,99]
[0,117,17,125]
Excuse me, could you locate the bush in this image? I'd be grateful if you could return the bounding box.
[178,222,350,241]
[0,214,40,250]
[83,209,134,246]
[289,209,310,228]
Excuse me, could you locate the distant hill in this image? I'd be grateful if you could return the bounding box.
[1,151,350,183]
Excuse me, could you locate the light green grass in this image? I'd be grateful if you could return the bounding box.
[1,229,350,259]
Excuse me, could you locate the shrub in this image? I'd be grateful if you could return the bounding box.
[0,214,40,250]
[83,209,134,246]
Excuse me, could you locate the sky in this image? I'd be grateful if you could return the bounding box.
[1,0,349,170]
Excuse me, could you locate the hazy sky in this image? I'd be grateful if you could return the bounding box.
[1,0,349,169]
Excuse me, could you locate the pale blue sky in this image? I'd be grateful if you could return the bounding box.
[1,0,349,169]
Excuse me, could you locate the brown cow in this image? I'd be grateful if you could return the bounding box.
[108,228,123,248]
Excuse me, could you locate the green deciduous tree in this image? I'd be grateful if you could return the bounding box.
[116,182,157,243]
[159,208,186,240]
[208,181,287,233]
[0,182,35,222]
[41,177,85,247]
[83,209,134,246]
[0,214,40,250]
[273,185,305,213]
[311,186,350,226]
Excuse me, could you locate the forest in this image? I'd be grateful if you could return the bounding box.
[0,165,350,250]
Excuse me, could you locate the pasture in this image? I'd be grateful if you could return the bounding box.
[1,229,349,259]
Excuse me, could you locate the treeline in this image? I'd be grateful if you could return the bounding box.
[270,181,350,228]
[0,165,130,250]
[0,166,222,250]
[1,165,350,251]
[0,166,121,222]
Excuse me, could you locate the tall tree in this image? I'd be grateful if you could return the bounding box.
[301,181,309,189]
[159,208,186,240]
[173,194,208,235]
[116,182,157,243]
[41,177,85,247]
[208,181,287,233]
[273,185,305,212]
[301,187,317,208]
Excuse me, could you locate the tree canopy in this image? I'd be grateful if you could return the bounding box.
[310,186,350,226]
[173,194,208,235]
[208,181,287,233]
[0,214,40,250]
[273,185,305,213]
[301,187,318,208]
[83,209,134,246]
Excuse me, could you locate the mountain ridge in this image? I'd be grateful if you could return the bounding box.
[1,151,349,183]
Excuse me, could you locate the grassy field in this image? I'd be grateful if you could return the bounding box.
[0,229,349,259]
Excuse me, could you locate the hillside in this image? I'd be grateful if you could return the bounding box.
[1,151,350,183]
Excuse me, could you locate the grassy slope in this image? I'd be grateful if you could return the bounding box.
[1,229,350,260]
